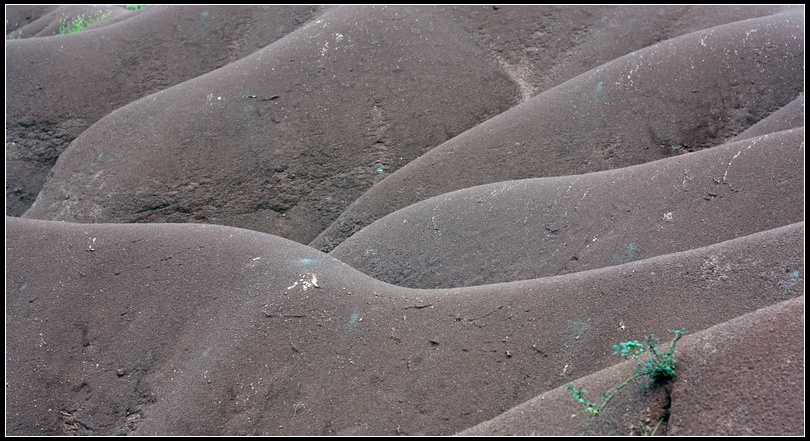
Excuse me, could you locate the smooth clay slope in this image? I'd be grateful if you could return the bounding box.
[18,5,522,243]
[5,217,804,435]
[12,6,802,247]
[331,128,804,288]
[312,8,804,251]
[6,4,320,216]
[460,294,805,436]
[5,4,805,437]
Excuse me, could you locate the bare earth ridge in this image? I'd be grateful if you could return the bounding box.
[5,4,805,436]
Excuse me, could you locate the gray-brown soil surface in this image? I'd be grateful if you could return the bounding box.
[5,5,804,436]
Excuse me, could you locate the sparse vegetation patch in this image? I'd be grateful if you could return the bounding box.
[566,328,687,435]
[57,10,112,35]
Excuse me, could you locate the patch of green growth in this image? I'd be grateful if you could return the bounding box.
[6,20,22,39]
[638,414,665,436]
[57,10,112,35]
[566,328,687,435]
[125,5,147,10]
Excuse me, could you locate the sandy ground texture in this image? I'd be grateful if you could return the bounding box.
[5,4,805,436]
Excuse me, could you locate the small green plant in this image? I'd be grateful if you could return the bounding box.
[57,10,112,35]
[125,5,147,10]
[566,328,687,435]
[639,414,665,436]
